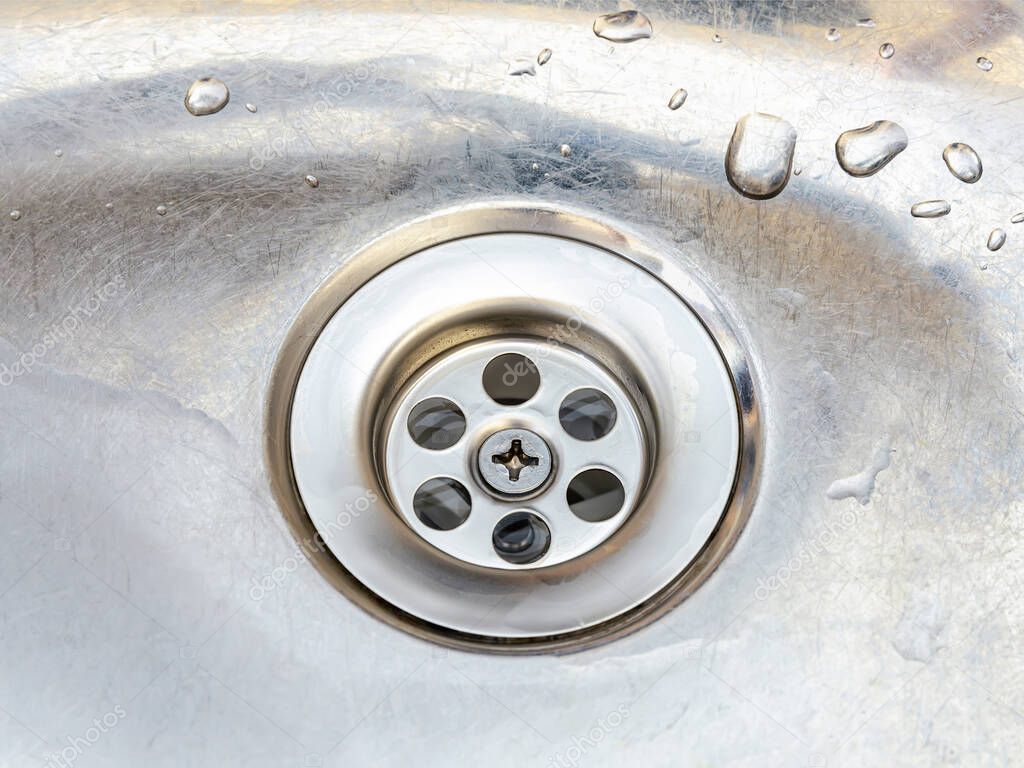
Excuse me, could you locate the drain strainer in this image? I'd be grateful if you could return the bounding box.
[267,202,760,652]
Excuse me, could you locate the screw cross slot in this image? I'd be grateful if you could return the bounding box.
[491,439,540,482]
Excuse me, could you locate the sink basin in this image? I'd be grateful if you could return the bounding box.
[1,1,1022,765]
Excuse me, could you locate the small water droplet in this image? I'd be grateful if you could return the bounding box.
[835,120,908,177]
[245,102,257,113]
[879,42,895,59]
[508,58,536,77]
[104,202,114,211]
[559,144,572,157]
[537,48,552,66]
[826,27,840,42]
[531,162,540,171]
[910,200,950,219]
[725,112,797,200]
[184,76,230,116]
[9,209,21,221]
[712,32,723,43]
[987,228,1006,251]
[667,88,688,110]
[304,174,320,188]
[793,166,802,176]
[156,204,167,216]
[54,148,63,158]
[857,18,876,28]
[592,10,652,43]
[1011,212,1024,224]
[942,142,982,183]
[979,262,988,271]
[976,56,993,72]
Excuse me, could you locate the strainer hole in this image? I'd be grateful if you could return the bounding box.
[482,353,540,405]
[413,477,471,530]
[559,388,617,441]
[492,511,551,564]
[407,397,466,449]
[567,469,625,522]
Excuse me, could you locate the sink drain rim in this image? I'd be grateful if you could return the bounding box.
[265,200,762,654]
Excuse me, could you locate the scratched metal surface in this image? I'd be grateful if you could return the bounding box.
[1,1,1023,766]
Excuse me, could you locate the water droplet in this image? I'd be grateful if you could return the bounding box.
[835,120,908,177]
[304,174,320,188]
[826,27,840,42]
[9,209,21,221]
[910,200,950,219]
[979,262,988,271]
[184,76,230,116]
[712,32,723,43]
[104,202,114,211]
[156,204,167,216]
[537,48,552,66]
[245,102,257,113]
[857,18,876,28]
[1011,212,1024,224]
[879,42,895,59]
[942,142,982,183]
[559,144,571,157]
[508,58,536,77]
[976,56,993,72]
[54,148,63,158]
[531,162,540,171]
[793,166,802,176]
[592,10,652,43]
[725,112,797,200]
[667,88,687,110]
[987,228,1006,251]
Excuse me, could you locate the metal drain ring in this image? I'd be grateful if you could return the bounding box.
[266,201,762,653]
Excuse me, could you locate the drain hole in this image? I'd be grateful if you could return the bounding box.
[413,477,471,530]
[492,511,551,564]
[567,469,625,522]
[482,353,540,405]
[559,388,617,441]
[407,397,466,450]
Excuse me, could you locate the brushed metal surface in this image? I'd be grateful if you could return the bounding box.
[1,1,1023,766]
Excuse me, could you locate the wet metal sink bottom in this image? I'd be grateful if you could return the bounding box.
[267,203,761,652]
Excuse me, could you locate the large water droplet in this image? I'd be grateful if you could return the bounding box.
[304,174,320,188]
[910,200,950,218]
[879,42,895,59]
[156,204,167,216]
[245,102,257,113]
[826,27,840,42]
[857,18,876,28]
[725,112,797,200]
[942,143,982,183]
[54,148,63,158]
[1011,212,1024,224]
[987,228,1006,251]
[835,120,908,177]
[9,209,21,221]
[592,10,652,43]
[976,56,993,72]
[537,48,552,66]
[712,32,723,43]
[184,77,230,116]
[668,88,687,110]
[559,143,572,157]
[508,59,536,77]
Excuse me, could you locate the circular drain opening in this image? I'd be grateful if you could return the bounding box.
[267,202,761,653]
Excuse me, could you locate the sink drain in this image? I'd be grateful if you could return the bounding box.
[267,202,761,652]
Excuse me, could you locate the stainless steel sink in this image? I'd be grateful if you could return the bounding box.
[2,1,1023,765]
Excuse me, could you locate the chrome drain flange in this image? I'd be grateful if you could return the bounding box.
[268,202,761,653]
